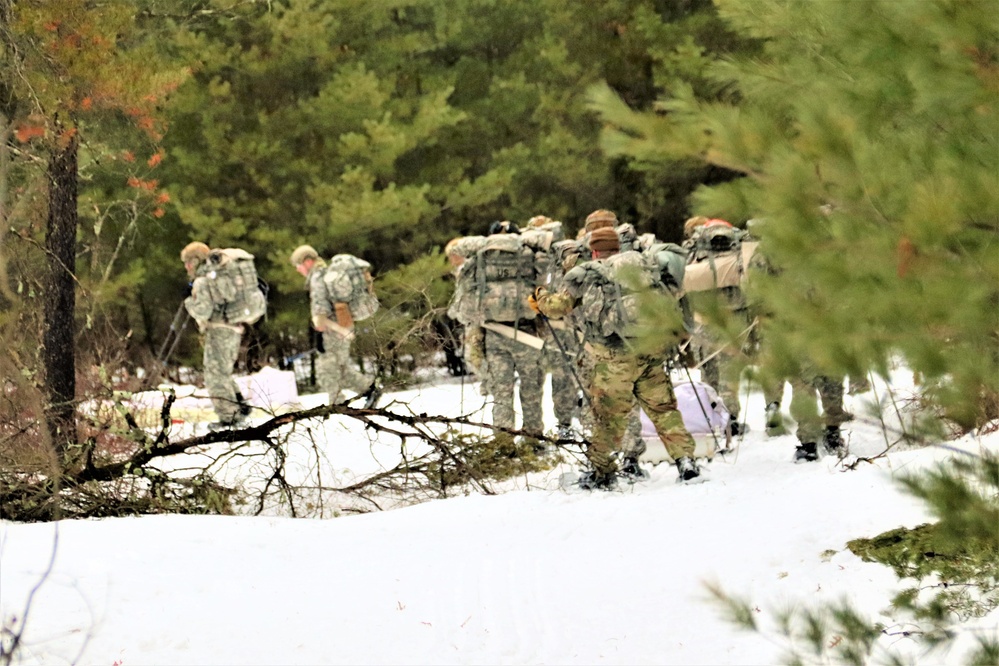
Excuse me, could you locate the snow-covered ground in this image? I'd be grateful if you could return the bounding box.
[1,367,996,665]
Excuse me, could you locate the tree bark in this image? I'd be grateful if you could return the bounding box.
[43,134,79,461]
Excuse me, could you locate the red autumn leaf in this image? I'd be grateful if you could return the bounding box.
[155,192,171,204]
[153,208,165,218]
[14,124,46,142]
[147,152,163,167]
[122,150,135,163]
[80,97,93,111]
[126,176,141,188]
[897,236,916,278]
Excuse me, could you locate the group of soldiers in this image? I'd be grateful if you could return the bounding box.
[444,209,854,489]
[178,211,852,485]
[178,241,380,432]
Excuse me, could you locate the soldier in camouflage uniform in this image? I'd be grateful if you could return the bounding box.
[181,241,248,430]
[533,226,701,488]
[290,245,375,406]
[560,210,647,455]
[446,224,545,449]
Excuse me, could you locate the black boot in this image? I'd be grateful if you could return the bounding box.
[793,441,819,463]
[823,426,844,454]
[675,456,701,483]
[728,415,748,437]
[619,457,650,482]
[577,469,618,491]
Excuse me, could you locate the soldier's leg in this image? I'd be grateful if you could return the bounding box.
[484,331,517,432]
[546,333,577,429]
[339,338,374,395]
[514,344,545,437]
[634,356,696,461]
[621,405,646,459]
[814,375,849,427]
[204,326,242,422]
[789,374,823,457]
[587,346,636,476]
[316,332,351,403]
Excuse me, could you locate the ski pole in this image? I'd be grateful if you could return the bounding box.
[160,310,191,368]
[157,301,188,364]
[676,355,724,454]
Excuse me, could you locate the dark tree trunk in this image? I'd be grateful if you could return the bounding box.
[43,134,79,460]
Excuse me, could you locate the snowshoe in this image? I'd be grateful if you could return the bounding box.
[576,470,618,491]
[207,414,249,432]
[793,441,820,463]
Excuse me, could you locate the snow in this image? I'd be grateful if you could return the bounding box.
[2,368,997,665]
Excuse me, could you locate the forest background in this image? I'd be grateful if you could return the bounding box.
[0,0,996,465]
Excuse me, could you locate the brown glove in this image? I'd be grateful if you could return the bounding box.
[528,286,547,314]
[334,302,354,329]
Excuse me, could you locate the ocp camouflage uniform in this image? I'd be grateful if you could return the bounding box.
[306,258,374,404]
[536,225,697,482]
[483,325,544,437]
[183,252,244,424]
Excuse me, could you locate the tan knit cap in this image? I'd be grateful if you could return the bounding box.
[588,227,620,253]
[180,241,210,264]
[584,209,617,232]
[290,244,320,266]
[684,216,709,238]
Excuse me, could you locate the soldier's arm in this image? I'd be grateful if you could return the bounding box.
[183,276,215,326]
[536,265,585,319]
[308,271,351,337]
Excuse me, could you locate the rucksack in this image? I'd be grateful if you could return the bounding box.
[683,225,759,307]
[451,234,538,325]
[644,242,688,294]
[202,248,267,325]
[324,254,380,321]
[577,250,667,342]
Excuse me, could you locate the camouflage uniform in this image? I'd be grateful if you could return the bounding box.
[305,259,373,404]
[483,325,544,436]
[184,259,244,423]
[536,241,696,480]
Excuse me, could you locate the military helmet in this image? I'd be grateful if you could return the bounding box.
[290,244,320,266]
[180,241,210,264]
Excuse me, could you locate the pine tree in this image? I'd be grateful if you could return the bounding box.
[591,0,999,428]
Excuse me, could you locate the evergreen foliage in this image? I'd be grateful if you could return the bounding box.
[591,0,999,429]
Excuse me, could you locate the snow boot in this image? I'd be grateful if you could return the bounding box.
[619,456,650,482]
[728,415,748,437]
[674,456,701,483]
[362,381,383,410]
[793,441,820,463]
[765,401,787,437]
[823,426,845,455]
[556,423,577,442]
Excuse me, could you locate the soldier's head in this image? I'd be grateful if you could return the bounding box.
[683,216,709,238]
[444,237,465,269]
[487,220,519,235]
[584,209,617,233]
[290,244,320,277]
[589,227,620,259]
[180,241,210,277]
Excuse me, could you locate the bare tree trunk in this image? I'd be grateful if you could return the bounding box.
[43,134,79,462]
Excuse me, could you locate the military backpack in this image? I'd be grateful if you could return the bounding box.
[683,224,759,308]
[201,248,268,325]
[451,234,538,325]
[324,254,380,321]
[577,250,667,342]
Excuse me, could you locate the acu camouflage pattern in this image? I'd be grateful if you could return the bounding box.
[324,254,379,321]
[449,233,540,326]
[483,327,544,435]
[306,260,373,403]
[202,326,243,422]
